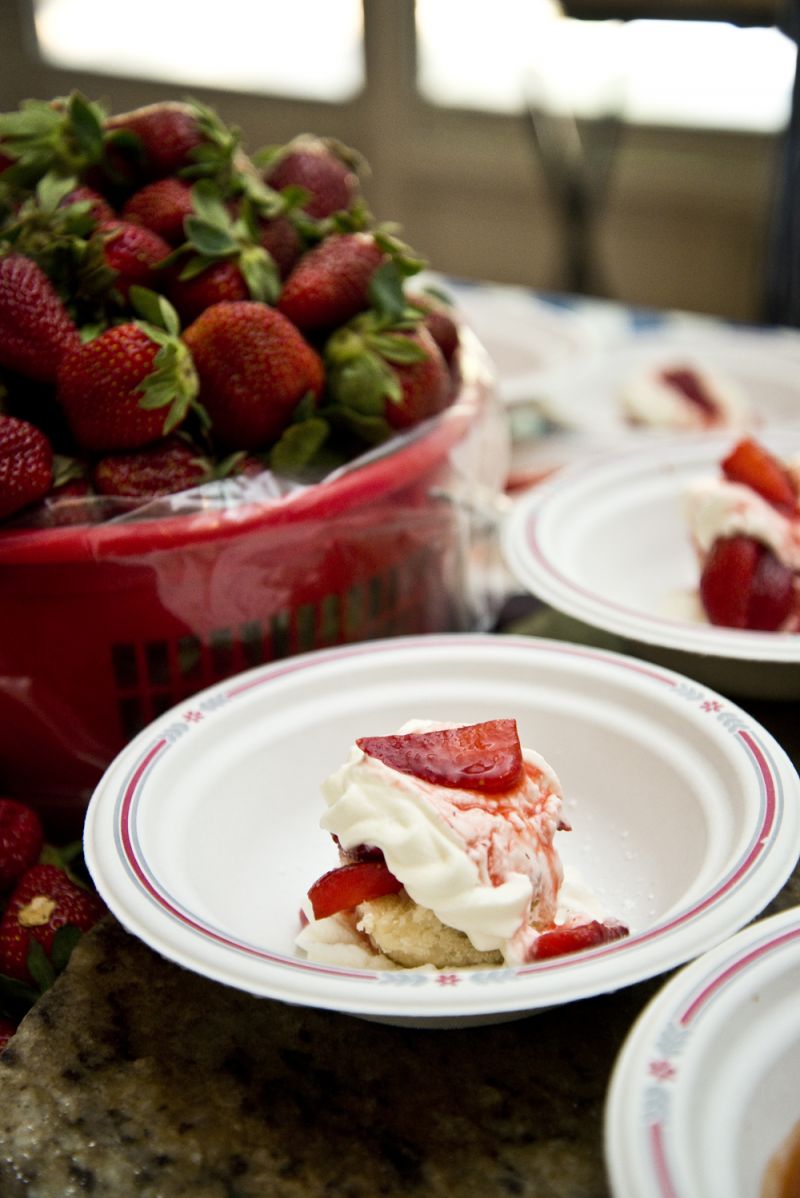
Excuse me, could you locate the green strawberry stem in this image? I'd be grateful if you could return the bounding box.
[0,93,106,190]
[129,286,208,431]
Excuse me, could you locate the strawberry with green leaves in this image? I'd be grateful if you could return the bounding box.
[166,180,281,323]
[277,231,389,332]
[97,219,172,301]
[57,289,204,452]
[261,133,362,219]
[0,863,105,985]
[0,92,107,192]
[0,253,80,382]
[0,415,53,519]
[101,99,239,186]
[121,176,195,245]
[183,300,325,449]
[406,289,460,366]
[324,310,452,439]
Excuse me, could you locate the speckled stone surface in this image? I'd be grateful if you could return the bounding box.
[0,865,798,1198]
[0,915,670,1198]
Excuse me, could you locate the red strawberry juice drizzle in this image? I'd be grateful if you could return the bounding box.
[660,367,717,421]
[319,723,630,964]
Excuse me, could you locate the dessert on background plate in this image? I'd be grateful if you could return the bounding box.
[619,359,752,431]
[685,436,800,632]
[297,718,628,970]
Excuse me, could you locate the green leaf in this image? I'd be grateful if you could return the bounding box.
[366,331,427,365]
[67,92,105,161]
[50,925,82,974]
[329,353,389,414]
[0,105,61,140]
[367,260,408,324]
[292,390,319,423]
[177,252,216,282]
[189,179,232,227]
[35,171,77,214]
[184,217,237,258]
[269,417,330,476]
[129,286,180,334]
[239,246,280,304]
[26,940,55,993]
[0,973,39,1006]
[328,406,392,446]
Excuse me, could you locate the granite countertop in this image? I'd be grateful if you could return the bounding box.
[0,857,798,1198]
[0,916,669,1198]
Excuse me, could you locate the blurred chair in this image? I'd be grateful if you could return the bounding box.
[525,33,625,298]
[527,0,788,303]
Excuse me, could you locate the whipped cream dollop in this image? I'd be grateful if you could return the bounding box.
[620,363,751,430]
[319,719,565,964]
[685,474,800,572]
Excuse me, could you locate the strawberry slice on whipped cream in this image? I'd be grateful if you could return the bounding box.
[685,438,800,632]
[298,719,628,969]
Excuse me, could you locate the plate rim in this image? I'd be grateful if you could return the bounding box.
[83,633,800,1023]
[604,902,800,1198]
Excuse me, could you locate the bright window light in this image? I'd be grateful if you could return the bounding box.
[416,1,796,133]
[32,0,364,103]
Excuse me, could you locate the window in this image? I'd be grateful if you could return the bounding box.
[32,0,365,102]
[415,0,796,133]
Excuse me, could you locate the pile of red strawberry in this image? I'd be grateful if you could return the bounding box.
[0,93,461,525]
[0,797,105,1050]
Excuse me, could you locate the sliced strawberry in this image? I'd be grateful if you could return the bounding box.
[700,534,760,628]
[308,860,402,920]
[700,534,795,631]
[356,719,524,793]
[747,544,796,630]
[659,367,716,419]
[721,438,797,514]
[531,918,629,961]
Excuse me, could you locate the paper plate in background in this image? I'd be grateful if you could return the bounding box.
[502,428,800,698]
[526,324,800,430]
[606,904,800,1198]
[84,634,800,1027]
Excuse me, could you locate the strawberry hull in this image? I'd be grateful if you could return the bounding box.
[0,340,504,833]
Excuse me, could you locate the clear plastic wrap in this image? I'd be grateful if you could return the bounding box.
[0,332,509,830]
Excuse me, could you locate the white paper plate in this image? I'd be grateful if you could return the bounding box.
[83,634,799,1026]
[502,427,800,697]
[529,324,800,428]
[606,904,800,1198]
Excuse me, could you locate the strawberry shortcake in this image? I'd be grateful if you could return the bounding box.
[685,437,800,632]
[620,361,751,431]
[296,719,628,970]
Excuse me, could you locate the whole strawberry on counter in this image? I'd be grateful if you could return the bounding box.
[0,796,106,1049]
[0,863,105,986]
